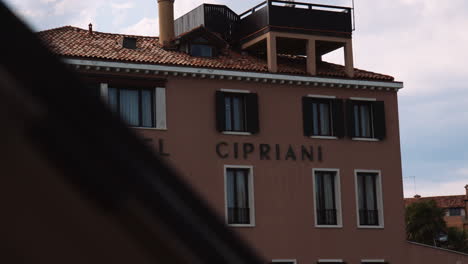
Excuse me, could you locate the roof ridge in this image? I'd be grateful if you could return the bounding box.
[405,194,466,199]
[37,25,75,33]
[39,25,160,39]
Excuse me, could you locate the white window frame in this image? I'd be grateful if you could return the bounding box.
[220,88,251,94]
[219,89,252,135]
[350,97,377,101]
[354,170,385,229]
[271,259,297,264]
[312,169,343,228]
[318,260,344,263]
[306,95,338,140]
[350,97,379,141]
[224,165,256,227]
[307,94,336,99]
[100,83,167,130]
[222,131,252,136]
[361,259,386,263]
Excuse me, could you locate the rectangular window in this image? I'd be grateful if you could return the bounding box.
[303,97,344,138]
[216,91,259,134]
[190,44,213,57]
[314,170,342,227]
[312,99,333,136]
[225,93,246,132]
[108,87,155,128]
[225,167,254,225]
[347,100,386,140]
[356,171,383,227]
[353,101,373,138]
[448,208,462,216]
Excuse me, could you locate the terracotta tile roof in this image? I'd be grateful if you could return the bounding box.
[405,195,467,209]
[38,26,395,82]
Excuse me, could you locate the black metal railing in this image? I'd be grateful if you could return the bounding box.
[228,207,250,225]
[316,209,337,225]
[240,0,351,19]
[359,209,379,226]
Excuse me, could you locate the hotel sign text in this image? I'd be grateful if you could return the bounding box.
[216,142,323,162]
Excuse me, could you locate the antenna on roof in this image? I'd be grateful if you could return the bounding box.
[404,176,418,196]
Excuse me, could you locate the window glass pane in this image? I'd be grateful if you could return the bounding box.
[360,105,371,137]
[449,208,461,216]
[236,170,248,208]
[323,172,335,210]
[358,173,379,226]
[141,90,153,127]
[316,171,337,225]
[315,172,324,210]
[320,103,331,136]
[108,87,118,111]
[354,104,360,137]
[225,97,232,131]
[232,96,245,131]
[365,175,376,210]
[358,175,366,210]
[227,168,250,224]
[312,103,319,136]
[120,89,140,127]
[191,44,213,57]
[226,170,235,208]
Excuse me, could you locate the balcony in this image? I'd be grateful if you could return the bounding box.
[238,0,353,43]
[317,209,338,226]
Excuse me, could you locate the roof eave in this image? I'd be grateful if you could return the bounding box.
[64,57,404,91]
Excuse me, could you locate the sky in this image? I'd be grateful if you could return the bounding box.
[3,0,468,198]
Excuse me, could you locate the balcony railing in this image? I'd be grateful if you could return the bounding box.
[240,0,351,18]
[316,209,338,225]
[228,207,250,224]
[359,209,379,226]
[238,0,353,41]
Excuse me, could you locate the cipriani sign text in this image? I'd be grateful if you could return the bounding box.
[216,142,323,162]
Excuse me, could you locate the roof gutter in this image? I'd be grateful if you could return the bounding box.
[64,58,404,91]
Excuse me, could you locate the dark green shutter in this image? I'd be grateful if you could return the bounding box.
[246,93,259,134]
[332,99,345,138]
[302,97,313,136]
[346,100,356,138]
[215,91,226,132]
[373,101,386,140]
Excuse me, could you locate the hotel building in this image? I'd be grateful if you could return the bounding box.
[37,0,468,263]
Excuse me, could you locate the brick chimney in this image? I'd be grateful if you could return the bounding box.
[158,0,175,47]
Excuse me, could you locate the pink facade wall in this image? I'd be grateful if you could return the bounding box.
[132,76,468,263]
[407,242,468,264]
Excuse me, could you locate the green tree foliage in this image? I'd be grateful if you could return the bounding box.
[406,200,447,245]
[406,200,468,253]
[446,227,468,253]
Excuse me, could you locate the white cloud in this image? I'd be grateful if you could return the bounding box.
[120,17,159,36]
[455,168,468,177]
[111,2,134,10]
[111,2,135,26]
[404,179,467,197]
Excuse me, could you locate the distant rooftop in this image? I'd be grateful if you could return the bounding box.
[405,195,467,209]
